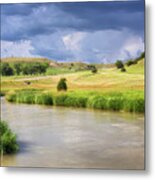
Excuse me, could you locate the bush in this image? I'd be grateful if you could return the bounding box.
[0,121,19,154]
[91,66,98,74]
[126,60,137,66]
[121,67,126,72]
[57,78,67,91]
[0,63,14,76]
[87,65,98,73]
[115,60,124,69]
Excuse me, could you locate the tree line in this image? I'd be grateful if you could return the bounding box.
[0,62,49,76]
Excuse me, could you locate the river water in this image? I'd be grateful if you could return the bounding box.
[1,97,144,169]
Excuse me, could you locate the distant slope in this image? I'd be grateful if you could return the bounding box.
[1,57,51,63]
[126,58,144,75]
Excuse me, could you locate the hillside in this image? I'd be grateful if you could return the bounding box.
[126,58,144,74]
[1,57,144,94]
[1,57,51,63]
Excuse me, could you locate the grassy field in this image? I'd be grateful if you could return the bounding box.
[1,58,144,92]
[1,58,144,112]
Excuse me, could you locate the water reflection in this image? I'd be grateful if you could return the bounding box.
[1,98,144,169]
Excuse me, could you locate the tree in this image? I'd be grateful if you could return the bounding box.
[126,60,137,66]
[91,65,97,74]
[115,60,124,69]
[87,65,98,73]
[1,63,14,76]
[13,62,21,75]
[57,78,67,91]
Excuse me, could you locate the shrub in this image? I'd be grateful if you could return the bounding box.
[0,63,14,76]
[57,78,67,91]
[0,121,19,154]
[126,60,137,66]
[87,65,98,73]
[121,67,126,72]
[115,60,124,69]
[91,66,98,74]
[13,62,22,75]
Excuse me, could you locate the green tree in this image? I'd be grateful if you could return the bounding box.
[115,60,124,69]
[13,62,22,75]
[91,65,97,74]
[57,78,67,91]
[1,63,14,76]
[87,65,98,73]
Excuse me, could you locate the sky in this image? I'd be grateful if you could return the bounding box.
[1,0,145,63]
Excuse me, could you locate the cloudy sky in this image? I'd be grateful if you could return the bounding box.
[1,0,145,63]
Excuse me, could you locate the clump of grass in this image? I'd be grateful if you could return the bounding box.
[124,98,144,113]
[0,91,5,96]
[0,121,19,154]
[54,94,88,107]
[16,92,36,104]
[65,95,88,107]
[54,94,68,106]
[87,96,108,110]
[7,89,53,105]
[35,93,53,105]
[107,96,125,111]
[6,93,17,102]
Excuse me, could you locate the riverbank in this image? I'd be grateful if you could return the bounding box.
[6,89,144,113]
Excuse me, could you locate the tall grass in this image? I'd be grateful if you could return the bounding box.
[54,94,88,108]
[35,93,53,105]
[0,91,5,96]
[6,89,144,113]
[6,89,53,105]
[0,121,19,154]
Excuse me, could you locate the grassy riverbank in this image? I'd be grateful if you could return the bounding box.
[0,121,19,154]
[6,89,144,113]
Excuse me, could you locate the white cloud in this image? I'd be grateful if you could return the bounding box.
[62,32,86,51]
[121,36,144,59]
[62,29,144,63]
[1,40,36,58]
[1,29,144,63]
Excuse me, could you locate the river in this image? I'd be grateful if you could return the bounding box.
[1,97,144,169]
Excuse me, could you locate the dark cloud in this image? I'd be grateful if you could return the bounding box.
[0,1,145,62]
[1,1,144,41]
[1,3,40,16]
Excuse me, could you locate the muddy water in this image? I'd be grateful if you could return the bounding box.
[1,98,144,169]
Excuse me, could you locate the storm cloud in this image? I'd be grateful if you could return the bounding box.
[1,0,145,63]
